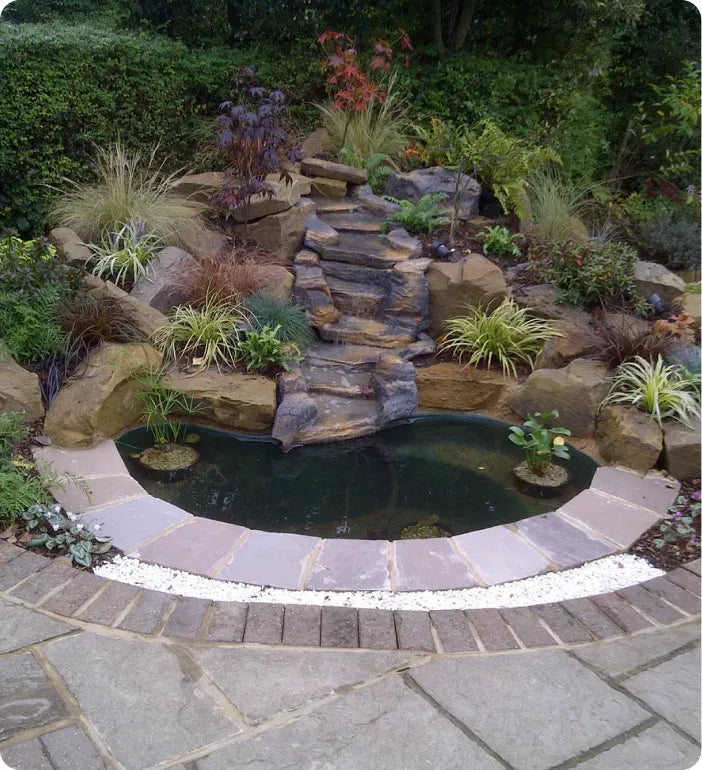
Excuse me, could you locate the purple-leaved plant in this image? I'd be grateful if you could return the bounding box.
[213,68,301,225]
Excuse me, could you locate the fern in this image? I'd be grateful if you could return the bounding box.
[389,193,449,234]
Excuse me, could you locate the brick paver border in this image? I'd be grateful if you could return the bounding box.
[1,541,699,653]
[34,442,682,592]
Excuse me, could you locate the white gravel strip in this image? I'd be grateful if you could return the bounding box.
[94,554,664,611]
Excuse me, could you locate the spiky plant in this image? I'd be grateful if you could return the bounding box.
[245,293,315,346]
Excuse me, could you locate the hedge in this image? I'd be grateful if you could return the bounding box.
[0,23,324,234]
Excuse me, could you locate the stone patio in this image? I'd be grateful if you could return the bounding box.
[34,441,681,592]
[0,547,699,769]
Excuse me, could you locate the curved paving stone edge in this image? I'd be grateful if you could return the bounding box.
[33,440,682,592]
[0,541,699,652]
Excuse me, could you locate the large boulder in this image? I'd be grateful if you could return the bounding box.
[304,214,339,252]
[348,183,401,216]
[680,292,701,333]
[257,265,295,303]
[427,254,508,335]
[0,343,43,421]
[272,392,318,450]
[373,354,418,425]
[417,362,515,412]
[233,206,305,261]
[83,275,168,339]
[293,254,340,326]
[386,258,431,321]
[300,158,367,185]
[508,358,611,436]
[535,320,596,369]
[44,343,162,447]
[172,172,225,203]
[512,284,592,327]
[385,167,481,219]
[299,127,333,159]
[595,405,663,473]
[310,177,347,199]
[634,261,686,307]
[130,247,199,313]
[663,418,701,480]
[49,227,91,268]
[164,371,276,433]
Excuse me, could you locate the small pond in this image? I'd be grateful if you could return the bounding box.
[117,415,597,540]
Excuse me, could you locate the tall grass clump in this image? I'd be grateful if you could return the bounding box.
[602,356,700,426]
[245,293,315,347]
[439,298,560,378]
[525,165,592,243]
[50,143,205,248]
[317,76,410,162]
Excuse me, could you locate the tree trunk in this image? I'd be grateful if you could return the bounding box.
[449,0,479,52]
[430,0,445,53]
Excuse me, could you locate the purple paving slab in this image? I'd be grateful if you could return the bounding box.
[394,538,477,591]
[139,518,247,577]
[514,513,616,568]
[590,467,679,515]
[217,530,320,589]
[307,539,390,590]
[34,440,127,478]
[556,490,661,549]
[54,474,146,514]
[452,526,551,586]
[79,495,191,553]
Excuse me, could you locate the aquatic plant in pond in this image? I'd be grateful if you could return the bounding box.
[508,411,571,476]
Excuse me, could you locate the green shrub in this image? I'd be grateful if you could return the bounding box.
[439,298,560,378]
[602,355,700,426]
[531,239,643,311]
[477,226,522,258]
[239,325,304,372]
[0,289,66,364]
[0,411,29,458]
[639,218,701,271]
[245,293,315,347]
[388,194,449,235]
[0,233,76,301]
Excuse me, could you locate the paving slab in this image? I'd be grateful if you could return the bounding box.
[616,584,685,624]
[533,603,593,644]
[453,526,551,585]
[623,646,701,740]
[54,473,145,513]
[394,538,477,591]
[0,598,73,653]
[34,440,127,478]
[642,576,701,614]
[410,650,649,770]
[466,608,519,651]
[358,608,397,650]
[118,589,174,634]
[1,725,108,770]
[41,571,107,616]
[80,496,191,553]
[590,466,679,514]
[206,602,248,643]
[161,597,210,639]
[0,540,24,564]
[0,551,50,591]
[43,632,241,768]
[591,593,654,633]
[683,558,701,576]
[138,518,247,577]
[560,597,625,639]
[557,490,660,548]
[573,622,701,678]
[500,607,557,648]
[8,560,75,605]
[194,646,413,725]
[575,721,700,770]
[0,652,69,740]
[0,736,53,770]
[242,602,283,644]
[665,566,701,595]
[429,609,478,652]
[197,675,499,770]
[307,539,390,590]
[514,513,615,568]
[75,580,140,625]
[282,604,321,646]
[321,606,359,648]
[394,610,435,651]
[217,530,318,589]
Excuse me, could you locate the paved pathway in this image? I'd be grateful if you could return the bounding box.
[1,547,700,769]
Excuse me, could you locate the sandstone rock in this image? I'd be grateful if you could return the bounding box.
[83,275,168,339]
[188,228,230,260]
[299,127,332,159]
[294,263,340,326]
[49,227,91,267]
[164,371,276,433]
[294,249,320,266]
[663,418,701,480]
[385,167,481,219]
[304,214,340,252]
[385,228,422,259]
[373,354,418,425]
[310,177,347,199]
[278,367,307,398]
[44,343,162,447]
[512,284,592,327]
[229,176,307,224]
[386,259,431,320]
[233,206,305,260]
[595,405,663,473]
[427,254,508,335]
[172,172,225,202]
[272,392,318,449]
[300,158,368,184]
[257,265,294,303]
[634,261,686,307]
[416,362,515,412]
[131,247,200,313]
[508,359,611,436]
[296,197,316,218]
[348,183,400,216]
[0,342,43,421]
[535,321,596,369]
[681,293,701,332]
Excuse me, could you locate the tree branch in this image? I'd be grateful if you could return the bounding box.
[449,0,479,52]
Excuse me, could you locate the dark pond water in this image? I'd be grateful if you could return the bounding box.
[117,415,597,540]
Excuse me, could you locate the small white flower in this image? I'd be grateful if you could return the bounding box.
[76,523,84,532]
[93,524,101,532]
[51,523,59,531]
[66,512,77,522]
[52,504,61,514]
